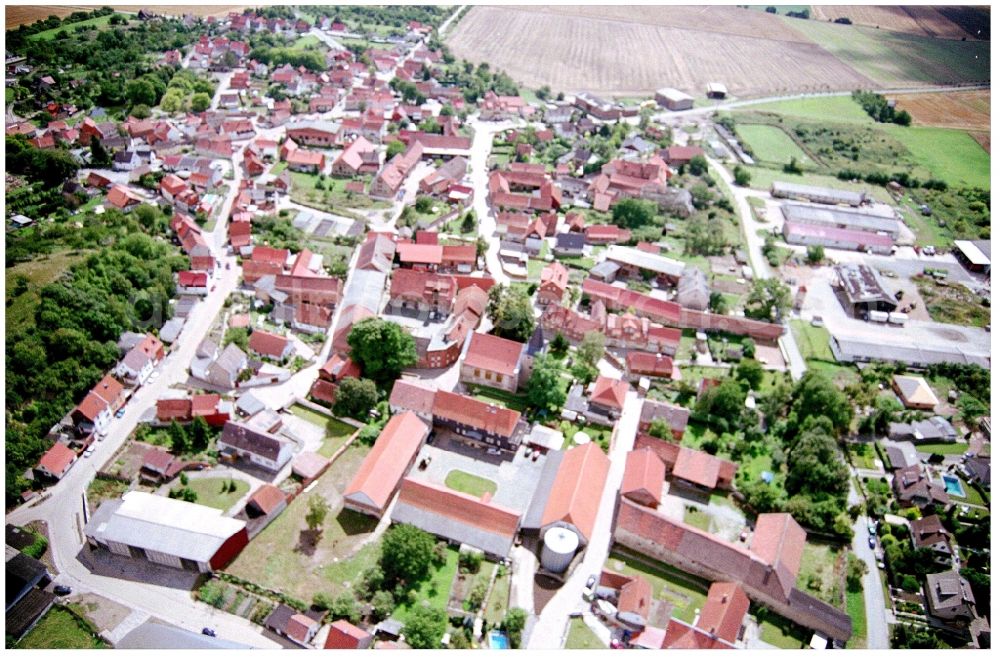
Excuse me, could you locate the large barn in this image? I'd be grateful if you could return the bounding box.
[84,492,248,573]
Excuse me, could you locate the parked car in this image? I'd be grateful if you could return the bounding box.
[115,408,126,419]
[83,446,95,458]
[868,523,877,536]
[868,536,876,549]
[583,574,597,601]
[201,628,216,637]
[486,447,502,456]
[53,585,72,596]
[531,449,541,461]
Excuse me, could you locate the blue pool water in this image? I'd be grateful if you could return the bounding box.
[942,475,966,497]
[488,631,510,650]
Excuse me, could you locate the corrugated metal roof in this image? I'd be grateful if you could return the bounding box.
[85,492,245,564]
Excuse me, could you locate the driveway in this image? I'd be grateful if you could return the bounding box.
[525,391,642,649]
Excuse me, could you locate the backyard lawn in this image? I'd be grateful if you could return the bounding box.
[18,607,107,649]
[392,546,460,623]
[758,608,811,649]
[559,422,612,452]
[565,618,604,649]
[683,506,711,532]
[915,441,970,457]
[471,386,531,413]
[225,442,377,603]
[288,404,357,458]
[172,476,249,512]
[444,470,497,498]
[795,542,844,608]
[484,567,510,626]
[607,550,707,624]
[790,320,834,361]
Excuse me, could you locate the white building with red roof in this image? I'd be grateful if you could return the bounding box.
[459,332,527,394]
[37,442,78,480]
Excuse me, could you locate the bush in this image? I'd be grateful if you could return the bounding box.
[733,165,752,187]
[900,574,921,593]
[22,532,48,560]
[458,550,483,574]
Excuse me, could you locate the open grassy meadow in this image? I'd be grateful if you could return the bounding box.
[18,607,107,649]
[27,13,120,40]
[736,124,815,168]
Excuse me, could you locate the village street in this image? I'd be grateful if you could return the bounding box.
[469,116,522,286]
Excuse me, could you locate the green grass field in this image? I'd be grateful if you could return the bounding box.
[290,34,322,49]
[18,607,107,649]
[787,18,990,87]
[392,546,459,623]
[790,320,834,361]
[6,250,91,332]
[882,125,990,190]
[28,13,120,40]
[915,441,969,456]
[485,567,510,625]
[5,88,14,104]
[565,618,604,649]
[795,542,843,607]
[736,124,815,167]
[846,587,868,648]
[740,95,873,124]
[173,477,249,512]
[444,470,497,498]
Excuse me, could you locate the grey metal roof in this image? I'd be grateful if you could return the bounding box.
[781,202,898,236]
[522,450,564,531]
[235,392,266,416]
[214,343,247,376]
[341,269,387,314]
[606,246,685,278]
[835,264,897,307]
[390,502,515,558]
[118,621,251,649]
[159,317,185,344]
[84,492,245,564]
[772,181,864,206]
[589,261,620,278]
[556,233,585,250]
[830,334,990,368]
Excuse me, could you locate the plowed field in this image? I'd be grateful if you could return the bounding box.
[888,90,990,131]
[6,4,245,28]
[811,5,970,39]
[446,5,874,98]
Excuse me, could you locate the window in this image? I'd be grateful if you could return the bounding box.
[474,368,480,377]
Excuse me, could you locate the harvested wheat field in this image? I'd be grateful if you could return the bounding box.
[889,90,990,131]
[811,5,971,39]
[6,4,248,28]
[446,5,874,99]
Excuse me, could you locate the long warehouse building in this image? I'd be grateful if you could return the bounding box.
[781,202,901,240]
[85,491,248,573]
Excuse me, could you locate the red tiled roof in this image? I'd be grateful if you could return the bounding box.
[191,393,221,416]
[319,354,361,382]
[749,513,806,594]
[622,448,665,507]
[92,374,124,406]
[541,442,610,541]
[672,447,722,489]
[252,245,290,265]
[325,620,372,649]
[697,582,750,643]
[157,398,192,422]
[397,242,443,265]
[248,484,286,515]
[441,244,476,265]
[39,443,76,476]
[396,477,521,540]
[142,447,174,474]
[414,229,438,245]
[178,271,209,287]
[432,390,521,439]
[662,618,734,650]
[286,614,317,643]
[389,379,437,416]
[74,390,111,423]
[343,411,430,513]
[463,333,524,377]
[618,573,653,619]
[309,378,338,405]
[389,269,457,305]
[590,376,630,411]
[626,352,675,378]
[248,330,289,359]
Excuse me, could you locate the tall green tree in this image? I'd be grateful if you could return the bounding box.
[745,278,791,322]
[486,285,535,342]
[332,377,379,420]
[611,198,656,229]
[403,606,446,649]
[380,523,435,586]
[305,494,330,535]
[525,354,566,412]
[347,318,417,386]
[790,372,852,435]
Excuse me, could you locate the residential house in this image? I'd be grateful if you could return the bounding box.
[248,330,294,362]
[459,333,527,394]
[626,352,676,381]
[589,376,630,419]
[370,142,423,199]
[622,448,666,508]
[105,185,143,213]
[888,417,957,444]
[537,262,569,306]
[36,443,77,480]
[892,375,939,410]
[431,390,525,452]
[218,421,294,472]
[205,344,248,389]
[554,232,585,257]
[925,570,977,624]
[115,334,164,386]
[387,269,457,320]
[892,464,950,508]
[638,399,690,439]
[325,621,374,650]
[330,136,379,177]
[910,514,953,566]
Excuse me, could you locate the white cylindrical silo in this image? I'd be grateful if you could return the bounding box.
[541,526,579,573]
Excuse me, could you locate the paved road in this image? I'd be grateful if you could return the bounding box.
[851,511,890,649]
[707,156,807,379]
[525,391,641,649]
[469,117,522,285]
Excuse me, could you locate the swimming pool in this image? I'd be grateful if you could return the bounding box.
[488,631,510,650]
[942,475,966,498]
